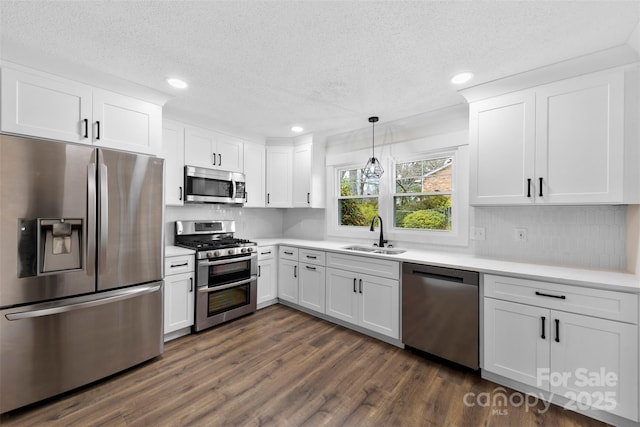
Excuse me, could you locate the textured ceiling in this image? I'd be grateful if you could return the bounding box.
[1,1,639,139]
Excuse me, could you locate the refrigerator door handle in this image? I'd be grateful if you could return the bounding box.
[87,162,97,276]
[99,161,109,273]
[5,283,161,320]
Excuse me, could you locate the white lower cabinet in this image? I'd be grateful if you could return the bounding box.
[483,275,639,422]
[326,267,399,339]
[278,253,299,305]
[298,263,326,314]
[257,246,277,308]
[164,254,195,341]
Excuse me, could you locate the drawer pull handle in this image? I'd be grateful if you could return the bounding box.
[540,316,546,339]
[171,262,189,268]
[535,291,565,300]
[284,251,293,255]
[555,319,560,343]
[305,265,316,271]
[260,251,271,255]
[306,255,317,259]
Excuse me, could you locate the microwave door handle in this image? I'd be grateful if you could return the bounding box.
[231,179,237,199]
[99,160,109,274]
[86,162,97,276]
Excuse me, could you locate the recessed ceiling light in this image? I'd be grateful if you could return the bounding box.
[450,72,474,85]
[291,126,304,133]
[167,78,188,89]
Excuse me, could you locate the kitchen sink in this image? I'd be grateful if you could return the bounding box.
[342,245,406,255]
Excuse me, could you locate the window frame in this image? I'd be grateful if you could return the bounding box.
[326,134,469,247]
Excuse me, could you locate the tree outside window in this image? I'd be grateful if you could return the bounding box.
[338,168,378,226]
[394,156,453,230]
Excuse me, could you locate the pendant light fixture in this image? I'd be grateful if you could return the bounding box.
[363,116,384,179]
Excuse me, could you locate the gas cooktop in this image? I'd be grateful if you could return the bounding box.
[174,220,257,260]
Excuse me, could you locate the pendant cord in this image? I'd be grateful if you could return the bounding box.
[372,120,375,159]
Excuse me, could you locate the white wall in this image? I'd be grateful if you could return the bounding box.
[282,208,326,240]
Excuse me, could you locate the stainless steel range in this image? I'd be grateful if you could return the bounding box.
[175,220,257,331]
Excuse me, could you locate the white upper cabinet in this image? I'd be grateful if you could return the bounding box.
[468,67,638,205]
[184,125,243,172]
[292,138,325,208]
[92,88,161,155]
[1,66,162,156]
[161,119,185,206]
[243,142,266,207]
[266,145,293,207]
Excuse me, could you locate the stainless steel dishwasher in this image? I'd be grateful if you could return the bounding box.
[402,263,479,370]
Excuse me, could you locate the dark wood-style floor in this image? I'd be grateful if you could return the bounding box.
[1,304,608,427]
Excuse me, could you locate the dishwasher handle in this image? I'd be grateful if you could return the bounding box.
[407,264,479,285]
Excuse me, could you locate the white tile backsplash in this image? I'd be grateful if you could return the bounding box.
[165,205,284,245]
[472,205,627,270]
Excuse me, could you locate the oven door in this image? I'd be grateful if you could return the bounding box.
[195,253,257,331]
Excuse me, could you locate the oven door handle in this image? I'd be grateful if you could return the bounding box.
[198,255,254,266]
[197,277,256,293]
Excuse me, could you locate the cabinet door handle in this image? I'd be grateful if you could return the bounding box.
[83,118,89,138]
[267,193,270,204]
[353,278,357,293]
[539,177,543,197]
[179,186,183,201]
[189,277,193,293]
[96,121,101,140]
[535,291,566,300]
[212,152,216,166]
[307,192,310,204]
[540,316,546,339]
[293,265,297,278]
[527,178,532,198]
[245,191,248,203]
[554,319,560,343]
[305,265,316,271]
[218,153,222,166]
[170,262,189,268]
[359,279,363,294]
[258,265,261,277]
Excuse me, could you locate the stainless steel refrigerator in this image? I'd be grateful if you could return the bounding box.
[0,134,164,413]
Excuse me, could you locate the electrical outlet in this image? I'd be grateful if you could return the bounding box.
[515,227,527,242]
[470,227,486,241]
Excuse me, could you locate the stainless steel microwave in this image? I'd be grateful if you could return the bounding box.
[184,166,246,205]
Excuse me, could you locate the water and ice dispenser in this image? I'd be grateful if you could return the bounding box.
[18,218,83,277]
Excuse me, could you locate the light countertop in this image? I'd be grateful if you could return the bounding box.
[165,245,196,257]
[254,238,640,293]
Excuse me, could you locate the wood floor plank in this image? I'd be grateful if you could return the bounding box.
[0,305,610,427]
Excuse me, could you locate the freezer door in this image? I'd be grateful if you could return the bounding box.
[0,281,163,413]
[0,134,96,307]
[97,148,163,290]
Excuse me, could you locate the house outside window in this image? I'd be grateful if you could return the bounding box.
[337,168,378,227]
[394,156,453,231]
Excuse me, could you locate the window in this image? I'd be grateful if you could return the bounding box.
[337,168,378,227]
[394,156,453,231]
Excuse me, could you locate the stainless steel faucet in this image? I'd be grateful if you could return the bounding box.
[370,215,387,247]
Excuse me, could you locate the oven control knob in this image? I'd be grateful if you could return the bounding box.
[214,251,221,257]
[228,249,234,255]
[240,248,247,253]
[207,251,214,258]
[247,247,253,252]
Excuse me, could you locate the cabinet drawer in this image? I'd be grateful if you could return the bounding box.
[279,246,298,260]
[165,255,194,276]
[327,252,399,281]
[299,249,325,266]
[258,246,275,260]
[484,274,638,324]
